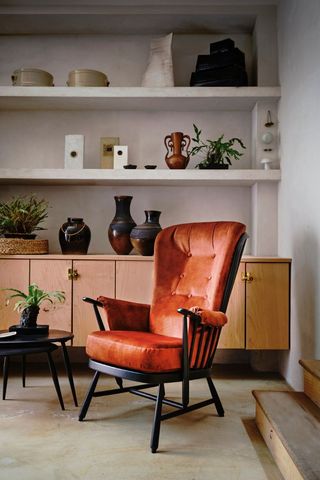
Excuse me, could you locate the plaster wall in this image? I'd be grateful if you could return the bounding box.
[278,0,320,389]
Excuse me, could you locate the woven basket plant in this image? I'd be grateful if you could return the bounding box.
[0,194,49,254]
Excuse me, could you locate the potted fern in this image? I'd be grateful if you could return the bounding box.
[189,124,246,169]
[0,194,49,254]
[5,283,65,334]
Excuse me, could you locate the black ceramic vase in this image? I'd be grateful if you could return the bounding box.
[108,196,136,255]
[130,210,162,256]
[59,217,91,254]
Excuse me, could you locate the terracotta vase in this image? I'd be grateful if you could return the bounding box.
[59,217,91,254]
[130,210,162,256]
[108,196,136,255]
[164,131,191,169]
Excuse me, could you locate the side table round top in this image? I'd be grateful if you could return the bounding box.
[0,329,73,346]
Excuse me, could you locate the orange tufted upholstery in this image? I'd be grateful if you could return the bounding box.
[86,222,245,372]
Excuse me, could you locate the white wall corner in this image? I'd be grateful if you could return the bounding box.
[251,182,278,256]
[253,7,279,86]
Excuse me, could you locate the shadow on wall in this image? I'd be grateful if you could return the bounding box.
[280,228,319,383]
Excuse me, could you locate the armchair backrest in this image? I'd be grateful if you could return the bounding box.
[149,222,247,338]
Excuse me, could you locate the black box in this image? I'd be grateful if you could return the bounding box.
[209,38,235,55]
[190,65,248,87]
[196,48,245,72]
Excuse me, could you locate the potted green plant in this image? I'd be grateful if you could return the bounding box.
[0,195,49,254]
[4,283,65,333]
[188,124,246,169]
[0,194,48,239]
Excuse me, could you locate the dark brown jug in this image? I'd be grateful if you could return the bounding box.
[164,131,191,169]
[59,217,91,254]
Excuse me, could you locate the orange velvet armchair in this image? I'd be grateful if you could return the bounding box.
[79,222,247,452]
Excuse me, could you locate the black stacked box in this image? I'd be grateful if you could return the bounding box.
[190,38,248,87]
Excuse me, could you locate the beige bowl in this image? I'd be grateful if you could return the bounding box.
[12,68,54,86]
[67,69,109,87]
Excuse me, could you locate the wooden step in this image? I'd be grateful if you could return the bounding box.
[299,359,320,407]
[253,390,320,480]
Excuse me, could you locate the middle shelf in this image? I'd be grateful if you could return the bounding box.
[0,168,281,186]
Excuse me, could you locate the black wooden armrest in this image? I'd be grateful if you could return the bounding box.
[82,297,104,308]
[177,308,201,321]
[82,297,105,330]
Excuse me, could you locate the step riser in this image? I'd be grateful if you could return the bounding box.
[255,404,304,480]
[304,370,320,408]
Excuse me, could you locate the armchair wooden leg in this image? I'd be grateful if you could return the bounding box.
[207,377,224,417]
[150,383,165,453]
[79,371,100,421]
[2,356,10,400]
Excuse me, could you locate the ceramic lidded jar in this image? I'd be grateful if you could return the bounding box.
[59,217,91,254]
[130,210,162,256]
[108,196,136,255]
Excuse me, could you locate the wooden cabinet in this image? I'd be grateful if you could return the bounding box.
[0,255,290,350]
[220,260,290,350]
[0,259,29,329]
[245,262,290,349]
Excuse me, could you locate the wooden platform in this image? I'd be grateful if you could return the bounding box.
[253,390,320,480]
[299,359,320,407]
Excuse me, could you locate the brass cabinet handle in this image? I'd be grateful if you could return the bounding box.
[68,268,79,280]
[241,272,253,282]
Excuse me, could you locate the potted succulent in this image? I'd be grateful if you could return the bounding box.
[189,124,246,169]
[4,283,65,333]
[0,194,49,254]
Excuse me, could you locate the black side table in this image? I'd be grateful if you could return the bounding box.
[0,329,78,410]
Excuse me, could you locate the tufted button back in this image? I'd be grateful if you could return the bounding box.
[149,221,246,338]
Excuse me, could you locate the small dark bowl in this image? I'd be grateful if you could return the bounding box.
[123,164,137,169]
[144,165,157,169]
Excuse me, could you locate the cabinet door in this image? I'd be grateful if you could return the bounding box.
[246,263,289,350]
[0,259,29,329]
[219,264,245,349]
[30,259,72,331]
[116,260,153,304]
[73,260,115,346]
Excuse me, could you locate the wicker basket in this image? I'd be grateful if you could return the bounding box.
[0,238,49,255]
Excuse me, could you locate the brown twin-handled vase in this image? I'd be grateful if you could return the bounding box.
[108,196,136,255]
[164,131,191,169]
[130,210,162,256]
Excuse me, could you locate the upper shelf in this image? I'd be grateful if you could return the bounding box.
[0,86,281,111]
[0,168,281,186]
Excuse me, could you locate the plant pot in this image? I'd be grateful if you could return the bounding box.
[0,238,48,255]
[3,233,37,239]
[198,164,229,169]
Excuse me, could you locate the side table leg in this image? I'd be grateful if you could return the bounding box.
[22,355,26,387]
[61,342,78,407]
[3,356,10,400]
[47,351,65,411]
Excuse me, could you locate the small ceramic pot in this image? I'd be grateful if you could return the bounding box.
[130,210,162,256]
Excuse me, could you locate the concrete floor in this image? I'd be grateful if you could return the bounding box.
[0,362,287,480]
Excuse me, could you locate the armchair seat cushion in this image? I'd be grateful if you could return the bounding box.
[86,330,183,373]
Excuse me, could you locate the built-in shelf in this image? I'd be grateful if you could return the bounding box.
[0,87,281,112]
[0,168,281,186]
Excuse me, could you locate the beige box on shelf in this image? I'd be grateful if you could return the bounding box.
[113,146,128,169]
[100,137,119,169]
[67,69,109,87]
[11,68,54,86]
